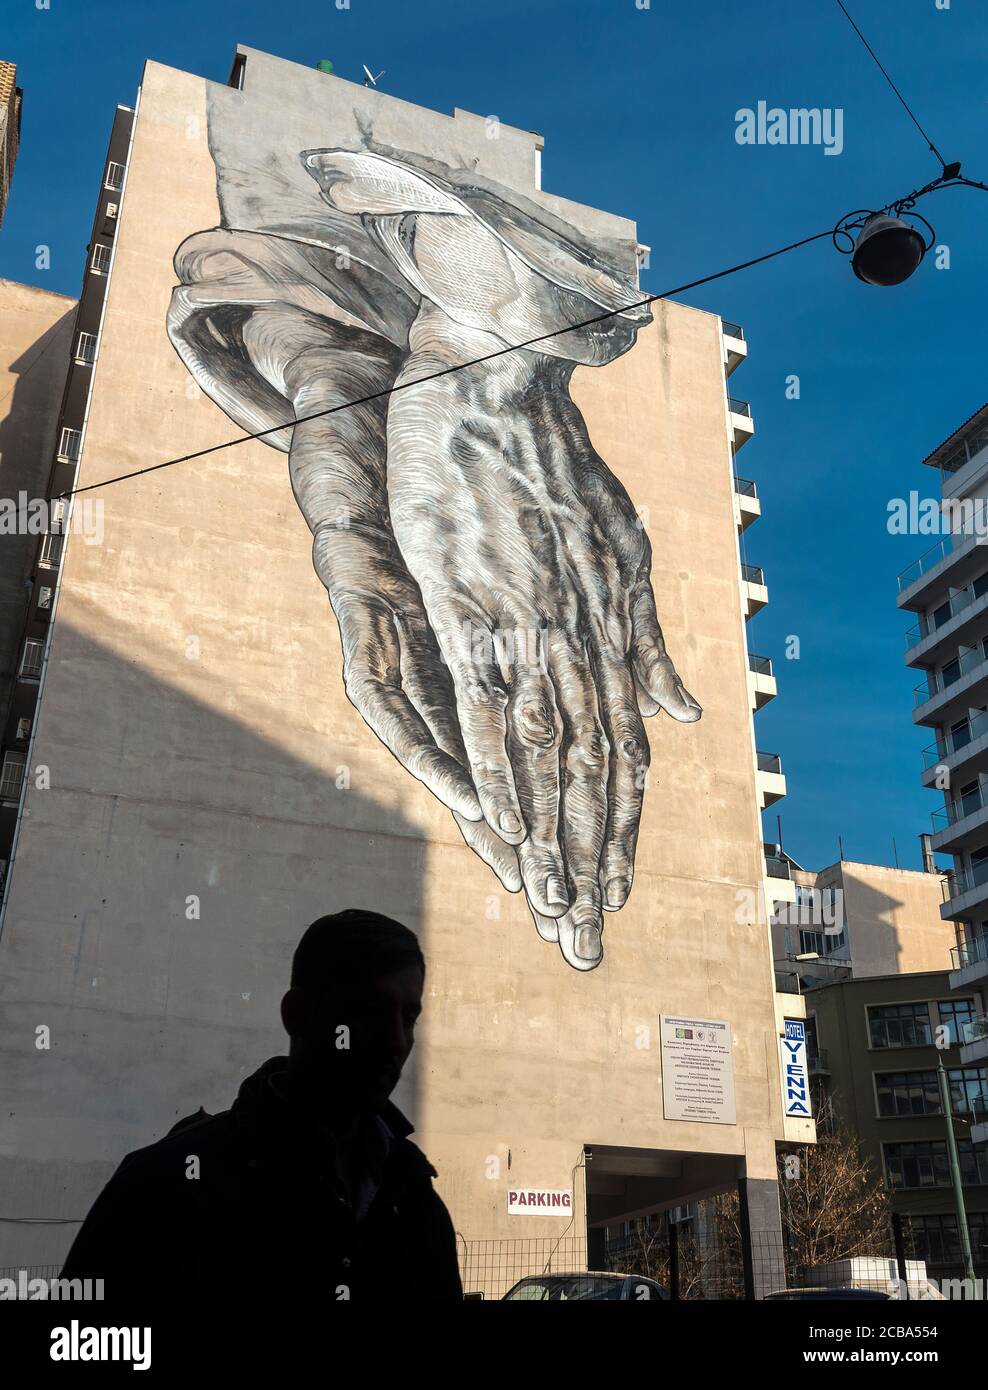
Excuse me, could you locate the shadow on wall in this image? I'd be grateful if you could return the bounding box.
[0,619,426,1266]
[0,304,75,709]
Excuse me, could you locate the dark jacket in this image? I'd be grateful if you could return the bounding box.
[62,1056,462,1304]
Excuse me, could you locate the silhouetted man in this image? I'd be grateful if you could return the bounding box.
[62,910,463,1302]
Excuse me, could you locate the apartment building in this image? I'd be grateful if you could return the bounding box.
[808,971,988,1283]
[771,857,955,992]
[0,46,809,1299]
[898,402,988,1141]
[0,61,22,228]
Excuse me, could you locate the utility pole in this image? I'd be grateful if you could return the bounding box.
[936,1051,977,1287]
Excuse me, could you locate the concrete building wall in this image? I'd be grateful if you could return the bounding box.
[0,280,75,715]
[0,51,791,1275]
[775,860,953,980]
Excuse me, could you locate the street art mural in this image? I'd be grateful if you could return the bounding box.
[166,115,701,972]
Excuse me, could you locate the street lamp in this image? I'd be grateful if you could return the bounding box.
[850,213,930,286]
[834,162,988,287]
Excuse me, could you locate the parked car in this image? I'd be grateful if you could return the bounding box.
[502,1272,669,1301]
[764,1287,894,1301]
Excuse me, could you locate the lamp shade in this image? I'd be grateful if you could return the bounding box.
[851,213,927,286]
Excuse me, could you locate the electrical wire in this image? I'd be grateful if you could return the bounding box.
[834,0,948,168]
[56,225,834,503]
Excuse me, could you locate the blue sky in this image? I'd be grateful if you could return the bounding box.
[2,0,985,872]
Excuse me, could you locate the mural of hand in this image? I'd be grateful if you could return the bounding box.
[277,321,526,895]
[386,306,701,969]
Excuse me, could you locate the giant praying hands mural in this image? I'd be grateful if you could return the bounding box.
[166,117,701,972]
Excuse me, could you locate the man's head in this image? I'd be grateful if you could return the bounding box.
[281,909,425,1112]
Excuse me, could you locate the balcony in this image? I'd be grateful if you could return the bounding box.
[912,647,988,726]
[930,782,988,853]
[748,652,776,711]
[897,533,988,613]
[807,1050,830,1075]
[904,580,988,668]
[741,561,768,618]
[764,847,796,908]
[728,396,754,452]
[939,857,988,921]
[756,751,786,809]
[921,711,988,789]
[733,474,760,532]
[960,1014,988,1068]
[722,320,747,377]
[948,932,988,991]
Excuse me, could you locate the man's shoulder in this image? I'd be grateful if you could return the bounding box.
[113,1107,237,1184]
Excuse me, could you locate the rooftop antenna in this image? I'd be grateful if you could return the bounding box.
[362,65,385,88]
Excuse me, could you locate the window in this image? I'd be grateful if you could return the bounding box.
[104,161,126,191]
[799,930,824,956]
[907,1213,988,1266]
[90,243,112,274]
[951,716,972,753]
[57,427,81,462]
[937,998,978,1046]
[884,1140,988,1189]
[875,1067,987,1117]
[932,600,952,630]
[39,532,64,567]
[18,639,44,679]
[74,332,97,365]
[868,1002,932,1048]
[0,751,26,801]
[957,780,982,818]
[976,572,988,600]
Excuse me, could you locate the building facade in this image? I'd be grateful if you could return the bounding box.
[0,47,809,1297]
[808,971,988,1282]
[0,61,22,229]
[771,857,955,991]
[898,403,988,1144]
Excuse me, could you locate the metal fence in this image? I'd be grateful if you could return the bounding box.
[457,1237,588,1301]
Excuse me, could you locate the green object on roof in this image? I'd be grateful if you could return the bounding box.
[315,60,335,75]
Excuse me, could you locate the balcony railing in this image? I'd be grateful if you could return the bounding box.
[807,1049,829,1074]
[765,854,792,881]
[722,321,745,341]
[941,427,988,477]
[941,860,988,902]
[932,783,987,834]
[897,538,953,593]
[950,935,988,971]
[748,653,774,677]
[757,751,782,774]
[921,709,988,770]
[913,647,986,706]
[904,583,983,650]
[962,1014,988,1045]
[741,562,765,585]
[733,475,757,498]
[970,1091,988,1125]
[728,397,752,418]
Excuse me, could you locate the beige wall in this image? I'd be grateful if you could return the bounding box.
[0,55,789,1266]
[0,280,75,712]
[777,861,953,979]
